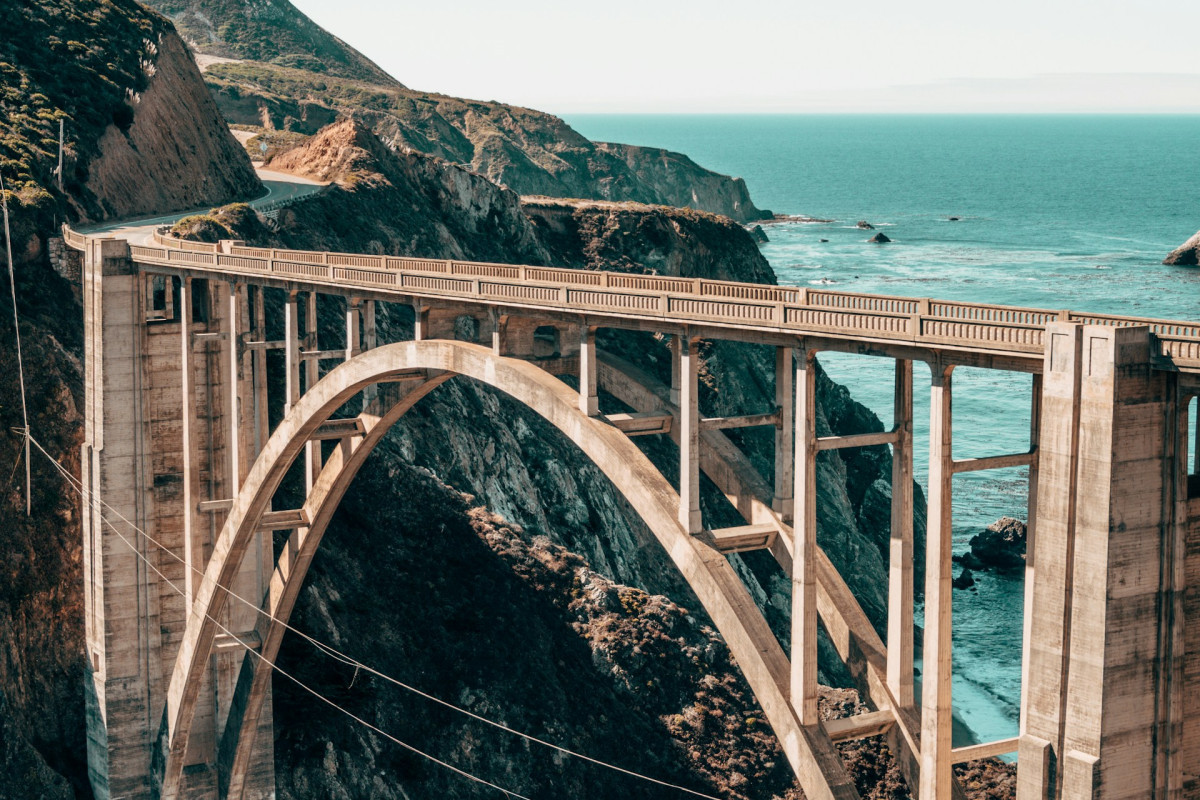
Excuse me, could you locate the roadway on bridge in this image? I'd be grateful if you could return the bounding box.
[78,166,325,243]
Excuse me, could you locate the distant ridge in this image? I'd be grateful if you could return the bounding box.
[142,0,400,85]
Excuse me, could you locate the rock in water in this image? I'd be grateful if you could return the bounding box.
[868,232,891,243]
[748,224,769,244]
[967,516,1027,572]
[948,216,960,221]
[953,567,976,590]
[819,238,830,243]
[1164,230,1200,266]
[856,220,875,229]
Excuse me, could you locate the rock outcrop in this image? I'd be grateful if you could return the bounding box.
[857,221,875,230]
[83,30,261,220]
[955,517,1027,573]
[1164,230,1200,266]
[869,232,891,243]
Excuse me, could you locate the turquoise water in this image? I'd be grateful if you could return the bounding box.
[567,114,1200,746]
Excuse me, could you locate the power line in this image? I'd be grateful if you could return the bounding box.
[0,169,31,516]
[32,441,530,800]
[27,434,723,800]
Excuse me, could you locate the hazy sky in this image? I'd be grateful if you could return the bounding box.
[291,0,1200,114]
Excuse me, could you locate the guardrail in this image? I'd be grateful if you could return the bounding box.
[79,227,1200,371]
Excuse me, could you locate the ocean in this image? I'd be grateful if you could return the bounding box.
[566,114,1200,746]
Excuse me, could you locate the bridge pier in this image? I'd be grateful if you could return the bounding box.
[82,244,274,800]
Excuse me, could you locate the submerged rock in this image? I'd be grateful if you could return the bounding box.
[868,232,891,243]
[1164,230,1200,266]
[856,220,875,230]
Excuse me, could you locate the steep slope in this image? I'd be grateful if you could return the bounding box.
[146,0,398,84]
[0,0,260,232]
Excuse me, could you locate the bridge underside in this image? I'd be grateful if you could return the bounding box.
[73,233,1200,800]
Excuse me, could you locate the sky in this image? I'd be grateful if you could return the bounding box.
[291,0,1200,114]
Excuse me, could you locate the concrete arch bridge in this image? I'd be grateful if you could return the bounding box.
[63,227,1200,800]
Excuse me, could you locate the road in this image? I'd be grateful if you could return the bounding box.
[79,167,325,244]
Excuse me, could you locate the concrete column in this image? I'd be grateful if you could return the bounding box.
[774,346,795,522]
[888,358,915,709]
[792,347,819,725]
[303,293,321,489]
[345,298,361,360]
[678,335,701,533]
[579,325,599,416]
[413,302,429,341]
[226,282,252,492]
[81,238,157,800]
[284,291,300,412]
[1060,325,1176,800]
[362,300,378,414]
[670,335,682,407]
[251,287,268,457]
[919,363,954,800]
[179,278,200,608]
[1019,324,1083,800]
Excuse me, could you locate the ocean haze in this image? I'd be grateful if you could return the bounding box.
[289,0,1200,113]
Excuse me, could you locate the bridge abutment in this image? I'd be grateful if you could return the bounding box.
[83,246,274,799]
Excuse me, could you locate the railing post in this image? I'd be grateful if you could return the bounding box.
[773,346,795,522]
[888,358,915,708]
[792,347,819,725]
[579,325,599,416]
[678,333,701,533]
[920,362,955,800]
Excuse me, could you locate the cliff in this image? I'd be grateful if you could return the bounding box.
[196,57,772,222]
[82,29,261,220]
[0,0,260,235]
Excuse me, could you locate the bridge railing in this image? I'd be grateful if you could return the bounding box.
[80,229,1200,370]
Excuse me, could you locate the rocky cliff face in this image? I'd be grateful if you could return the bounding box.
[197,57,772,221]
[83,29,261,220]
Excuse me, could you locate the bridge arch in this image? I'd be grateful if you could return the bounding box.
[159,339,856,800]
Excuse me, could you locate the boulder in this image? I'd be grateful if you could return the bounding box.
[948,216,960,221]
[1164,230,1200,266]
[965,516,1027,572]
[868,232,891,243]
[819,238,830,243]
[856,220,875,230]
[748,224,769,244]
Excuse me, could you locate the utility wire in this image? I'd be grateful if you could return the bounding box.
[26,432,723,800]
[0,170,31,515]
[31,439,529,800]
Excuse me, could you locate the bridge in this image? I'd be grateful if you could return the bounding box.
[63,225,1200,800]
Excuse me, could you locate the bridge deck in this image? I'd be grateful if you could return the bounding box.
[65,226,1200,373]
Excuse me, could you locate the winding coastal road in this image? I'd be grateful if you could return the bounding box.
[79,166,325,243]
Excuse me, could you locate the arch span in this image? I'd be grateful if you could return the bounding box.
[159,340,858,800]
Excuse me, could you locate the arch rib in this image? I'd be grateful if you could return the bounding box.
[160,340,860,800]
